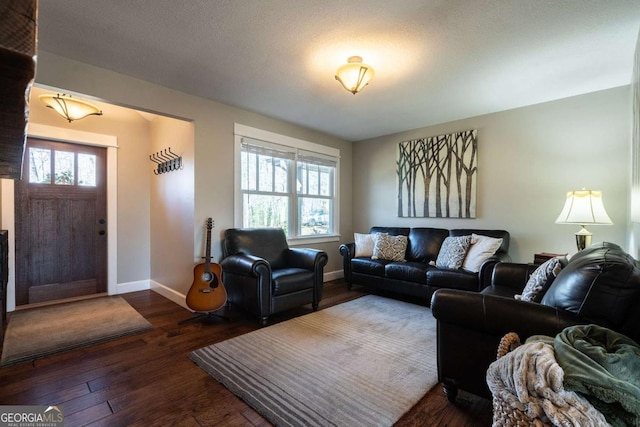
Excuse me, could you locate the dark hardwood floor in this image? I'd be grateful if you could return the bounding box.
[0,280,492,426]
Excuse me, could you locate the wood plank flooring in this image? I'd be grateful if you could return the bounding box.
[0,280,492,426]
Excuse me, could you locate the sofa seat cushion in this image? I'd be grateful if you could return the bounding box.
[427,268,479,292]
[385,261,431,283]
[351,257,390,277]
[271,268,315,296]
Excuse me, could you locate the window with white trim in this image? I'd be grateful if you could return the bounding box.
[235,124,339,241]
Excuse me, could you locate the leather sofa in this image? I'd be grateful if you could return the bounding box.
[220,228,328,325]
[339,227,510,301]
[431,241,640,401]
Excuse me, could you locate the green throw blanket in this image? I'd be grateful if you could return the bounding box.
[554,324,640,427]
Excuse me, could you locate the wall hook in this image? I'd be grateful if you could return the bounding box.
[150,147,182,175]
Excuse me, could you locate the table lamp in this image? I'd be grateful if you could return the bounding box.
[555,190,612,250]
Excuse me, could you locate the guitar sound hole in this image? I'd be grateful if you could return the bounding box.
[202,272,213,282]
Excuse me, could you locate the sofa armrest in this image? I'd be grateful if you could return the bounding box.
[287,248,328,271]
[339,243,355,283]
[220,254,270,277]
[489,262,537,292]
[431,289,583,339]
[339,242,355,258]
[478,252,512,289]
[431,288,584,399]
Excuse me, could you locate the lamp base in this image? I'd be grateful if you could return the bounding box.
[575,226,592,251]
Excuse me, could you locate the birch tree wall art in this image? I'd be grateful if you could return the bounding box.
[397,129,477,218]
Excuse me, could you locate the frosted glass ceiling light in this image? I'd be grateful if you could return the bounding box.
[39,93,103,123]
[335,56,374,94]
[555,189,612,250]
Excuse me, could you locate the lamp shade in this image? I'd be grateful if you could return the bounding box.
[335,56,374,94]
[39,93,103,122]
[555,190,613,225]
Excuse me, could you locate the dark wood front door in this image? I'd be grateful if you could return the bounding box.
[15,138,107,306]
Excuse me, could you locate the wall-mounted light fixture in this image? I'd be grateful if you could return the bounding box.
[335,56,374,94]
[38,93,103,123]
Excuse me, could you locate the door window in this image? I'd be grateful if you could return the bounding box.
[28,147,97,187]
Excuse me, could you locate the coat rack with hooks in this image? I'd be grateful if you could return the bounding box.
[150,147,182,175]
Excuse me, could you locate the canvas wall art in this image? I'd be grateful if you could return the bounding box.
[397,129,477,218]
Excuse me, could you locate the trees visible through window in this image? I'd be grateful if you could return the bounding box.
[236,125,339,240]
[28,147,97,187]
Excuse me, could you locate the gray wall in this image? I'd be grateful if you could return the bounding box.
[149,117,195,296]
[33,51,352,290]
[19,51,632,297]
[27,85,153,284]
[352,86,631,262]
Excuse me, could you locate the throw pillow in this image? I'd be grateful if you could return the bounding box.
[462,234,504,272]
[371,233,408,262]
[436,235,472,269]
[516,257,563,302]
[354,233,376,257]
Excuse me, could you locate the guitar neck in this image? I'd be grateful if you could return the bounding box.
[204,218,213,273]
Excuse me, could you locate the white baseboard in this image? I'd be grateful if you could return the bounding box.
[324,269,343,282]
[116,272,341,310]
[116,279,150,294]
[149,280,190,310]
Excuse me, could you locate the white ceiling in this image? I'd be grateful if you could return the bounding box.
[37,1,640,141]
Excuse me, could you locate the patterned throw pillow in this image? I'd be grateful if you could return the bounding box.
[371,233,408,262]
[436,235,472,269]
[354,233,376,257]
[516,257,563,302]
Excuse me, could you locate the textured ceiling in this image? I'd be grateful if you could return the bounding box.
[37,0,640,141]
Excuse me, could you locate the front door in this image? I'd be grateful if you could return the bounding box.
[15,138,107,306]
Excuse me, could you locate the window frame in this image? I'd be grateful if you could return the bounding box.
[234,123,340,244]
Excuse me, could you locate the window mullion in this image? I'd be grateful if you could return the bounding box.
[289,157,297,237]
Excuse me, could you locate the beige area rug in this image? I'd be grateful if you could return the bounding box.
[1,296,153,366]
[189,295,437,427]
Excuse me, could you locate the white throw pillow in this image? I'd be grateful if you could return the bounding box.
[354,233,376,257]
[436,235,472,269]
[371,234,408,262]
[462,234,504,272]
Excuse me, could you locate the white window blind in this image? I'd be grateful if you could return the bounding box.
[235,125,339,240]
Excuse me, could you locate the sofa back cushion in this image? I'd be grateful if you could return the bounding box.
[540,242,640,331]
[369,227,410,237]
[223,228,289,270]
[406,228,449,262]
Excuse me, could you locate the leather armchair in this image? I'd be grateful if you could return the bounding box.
[431,242,640,401]
[221,228,328,325]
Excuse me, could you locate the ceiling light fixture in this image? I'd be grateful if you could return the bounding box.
[38,93,103,123]
[335,56,375,94]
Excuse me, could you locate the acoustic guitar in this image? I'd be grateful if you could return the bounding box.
[186,218,227,312]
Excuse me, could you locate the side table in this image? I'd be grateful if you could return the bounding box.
[533,252,567,265]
